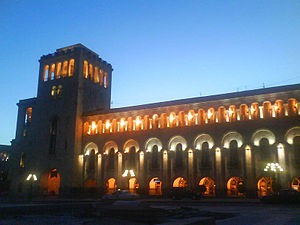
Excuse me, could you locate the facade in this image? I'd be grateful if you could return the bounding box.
[9,44,300,198]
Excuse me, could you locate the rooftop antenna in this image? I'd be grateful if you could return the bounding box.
[263,83,265,88]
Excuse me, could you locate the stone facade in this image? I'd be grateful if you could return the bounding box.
[9,44,300,198]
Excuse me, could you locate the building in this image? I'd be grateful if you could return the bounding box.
[0,145,11,193]
[9,44,300,198]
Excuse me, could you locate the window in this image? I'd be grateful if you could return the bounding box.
[50,64,55,80]
[83,61,88,78]
[104,72,108,88]
[19,152,25,168]
[25,107,32,124]
[68,59,74,76]
[229,140,238,168]
[151,145,159,168]
[108,148,115,170]
[43,65,49,81]
[86,149,96,177]
[49,118,58,154]
[89,64,93,80]
[56,62,62,79]
[94,66,99,83]
[99,69,103,85]
[201,142,210,167]
[62,61,68,77]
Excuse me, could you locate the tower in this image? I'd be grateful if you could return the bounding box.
[11,44,113,195]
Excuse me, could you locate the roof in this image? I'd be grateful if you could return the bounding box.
[84,83,300,116]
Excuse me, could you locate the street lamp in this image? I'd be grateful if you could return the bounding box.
[26,173,37,201]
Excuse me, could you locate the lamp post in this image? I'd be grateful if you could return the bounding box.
[263,163,284,193]
[26,173,37,201]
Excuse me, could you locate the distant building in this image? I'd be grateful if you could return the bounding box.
[0,145,11,192]
[9,44,300,198]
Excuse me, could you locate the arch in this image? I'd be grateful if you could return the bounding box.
[84,142,98,155]
[149,177,162,195]
[227,177,245,196]
[250,102,259,120]
[285,127,300,145]
[218,106,226,123]
[291,177,300,192]
[199,177,215,196]
[194,134,214,150]
[228,105,237,122]
[173,177,187,188]
[85,178,96,189]
[239,104,249,121]
[40,168,60,196]
[263,101,272,118]
[168,135,187,151]
[103,141,118,154]
[257,177,273,197]
[106,178,117,194]
[123,139,139,153]
[145,137,163,152]
[288,98,297,116]
[274,100,284,117]
[129,178,139,193]
[222,131,243,148]
[252,129,276,146]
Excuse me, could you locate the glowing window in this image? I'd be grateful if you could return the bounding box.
[94,66,99,83]
[104,72,108,88]
[68,59,74,76]
[56,62,62,79]
[99,69,104,85]
[25,107,32,124]
[50,64,55,80]
[62,61,68,77]
[89,64,93,80]
[43,65,49,81]
[83,61,88,78]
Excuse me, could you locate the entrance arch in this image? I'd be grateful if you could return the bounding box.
[199,177,215,196]
[106,178,117,194]
[291,177,300,192]
[257,177,273,197]
[227,177,245,196]
[129,178,139,193]
[40,168,60,196]
[149,177,162,195]
[173,177,187,188]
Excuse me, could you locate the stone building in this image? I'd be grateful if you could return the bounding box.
[9,44,300,198]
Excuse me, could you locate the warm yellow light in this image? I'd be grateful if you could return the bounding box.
[26,174,32,181]
[152,114,158,119]
[250,105,255,114]
[228,108,233,117]
[188,112,193,121]
[169,113,175,123]
[136,117,142,126]
[120,119,126,128]
[208,109,213,119]
[105,120,111,130]
[91,121,97,133]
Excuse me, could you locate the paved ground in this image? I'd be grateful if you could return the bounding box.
[0,199,300,224]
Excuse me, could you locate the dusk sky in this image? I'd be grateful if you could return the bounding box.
[1,1,300,144]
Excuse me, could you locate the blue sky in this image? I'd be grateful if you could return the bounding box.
[0,0,300,144]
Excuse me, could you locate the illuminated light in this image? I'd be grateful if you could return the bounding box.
[188,112,193,121]
[228,108,233,117]
[105,120,111,130]
[208,109,213,119]
[152,114,158,119]
[129,170,135,177]
[245,145,251,151]
[33,175,37,181]
[26,174,32,181]
[216,147,221,152]
[250,105,255,114]
[84,150,90,156]
[140,151,144,156]
[122,170,128,177]
[87,126,91,135]
[91,121,97,133]
[136,117,142,126]
[169,113,176,123]
[120,119,126,128]
[264,168,268,172]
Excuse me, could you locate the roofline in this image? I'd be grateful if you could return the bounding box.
[84,83,300,116]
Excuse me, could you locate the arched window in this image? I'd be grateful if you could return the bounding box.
[228,105,237,122]
[288,98,297,116]
[89,64,93,80]
[49,117,58,154]
[50,64,55,80]
[86,149,96,178]
[56,62,62,79]
[175,143,183,168]
[94,66,99,83]
[68,59,74,76]
[151,145,159,169]
[239,104,249,121]
[201,142,210,167]
[62,61,68,77]
[104,72,108,88]
[25,107,32,125]
[250,103,259,119]
[83,61,88,78]
[260,138,270,162]
[108,148,115,170]
[293,136,300,165]
[99,69,104,85]
[43,65,49,81]
[129,146,136,169]
[263,101,272,118]
[229,140,238,168]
